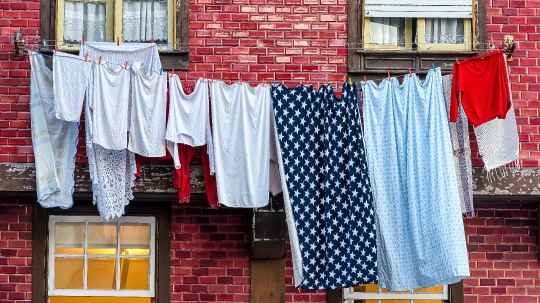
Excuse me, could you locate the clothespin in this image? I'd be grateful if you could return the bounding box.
[82,36,85,45]
[364,75,367,84]
[151,38,154,43]
[273,79,276,87]
[387,72,390,81]
[409,69,412,77]
[54,45,58,54]
[85,52,89,61]
[432,63,436,70]
[98,55,102,65]
[212,74,214,82]
[263,79,266,85]
[117,37,120,46]
[124,61,128,69]
[455,58,459,65]
[240,75,242,84]
[160,67,163,76]
[349,78,352,85]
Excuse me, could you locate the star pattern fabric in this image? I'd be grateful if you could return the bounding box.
[271,83,377,290]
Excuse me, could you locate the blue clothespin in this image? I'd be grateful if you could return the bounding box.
[160,67,163,76]
[273,79,276,87]
[432,63,436,70]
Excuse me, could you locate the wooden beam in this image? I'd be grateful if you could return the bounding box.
[250,259,285,303]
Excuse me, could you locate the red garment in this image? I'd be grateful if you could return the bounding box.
[450,50,511,127]
[173,144,220,208]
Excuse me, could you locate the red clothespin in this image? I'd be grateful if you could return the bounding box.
[82,36,85,45]
[151,38,154,44]
[387,72,391,81]
[125,61,128,69]
[98,55,102,65]
[85,52,89,61]
[117,37,120,46]
[240,75,242,84]
[409,68,412,77]
[54,45,58,54]
[211,74,214,82]
[171,69,174,77]
[455,58,459,65]
[364,75,367,84]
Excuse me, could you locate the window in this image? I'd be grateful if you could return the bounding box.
[48,216,155,301]
[343,284,448,303]
[347,0,487,74]
[40,0,189,69]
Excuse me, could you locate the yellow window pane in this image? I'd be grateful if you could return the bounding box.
[354,300,409,303]
[414,286,444,293]
[54,258,83,289]
[54,222,84,255]
[120,258,149,290]
[87,258,117,290]
[120,223,150,256]
[88,223,117,254]
[413,300,443,303]
[49,297,154,303]
[353,284,379,292]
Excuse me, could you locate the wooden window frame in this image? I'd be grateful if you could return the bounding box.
[347,0,487,75]
[32,201,171,303]
[40,0,189,70]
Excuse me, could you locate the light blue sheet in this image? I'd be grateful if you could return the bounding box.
[361,68,470,291]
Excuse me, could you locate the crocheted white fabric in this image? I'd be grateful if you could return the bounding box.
[165,76,215,171]
[128,62,167,157]
[30,53,79,209]
[52,51,92,122]
[92,62,130,150]
[80,42,162,220]
[210,81,271,207]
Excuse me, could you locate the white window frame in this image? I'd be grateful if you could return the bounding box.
[343,285,449,303]
[47,215,156,297]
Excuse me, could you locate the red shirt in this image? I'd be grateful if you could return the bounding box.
[450,50,511,127]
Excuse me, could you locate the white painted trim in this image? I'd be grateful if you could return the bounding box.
[343,285,449,301]
[48,215,156,297]
[364,0,472,18]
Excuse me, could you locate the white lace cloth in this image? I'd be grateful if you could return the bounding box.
[210,81,271,207]
[128,62,167,157]
[30,53,79,209]
[122,0,168,42]
[165,76,215,171]
[52,52,93,122]
[79,42,162,220]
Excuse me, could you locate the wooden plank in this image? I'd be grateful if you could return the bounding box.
[40,0,55,42]
[250,259,285,303]
[347,0,362,73]
[157,202,172,303]
[450,281,464,303]
[476,0,487,53]
[538,205,540,261]
[32,204,47,303]
[327,288,344,303]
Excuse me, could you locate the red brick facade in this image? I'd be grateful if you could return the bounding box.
[1,0,540,302]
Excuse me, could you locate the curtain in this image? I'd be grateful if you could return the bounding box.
[64,1,106,43]
[122,0,168,43]
[424,18,464,44]
[370,17,405,46]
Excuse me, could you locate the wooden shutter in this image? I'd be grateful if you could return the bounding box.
[364,0,473,18]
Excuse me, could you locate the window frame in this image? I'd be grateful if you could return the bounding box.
[343,285,449,302]
[47,215,156,297]
[32,201,172,303]
[363,18,413,50]
[40,0,189,70]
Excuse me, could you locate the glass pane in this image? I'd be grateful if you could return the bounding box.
[370,17,406,46]
[54,222,84,255]
[423,18,464,44]
[88,223,117,254]
[123,0,168,43]
[64,1,107,43]
[120,223,150,255]
[120,258,150,290]
[413,300,443,303]
[50,297,153,303]
[87,258,117,290]
[414,286,444,293]
[54,258,83,289]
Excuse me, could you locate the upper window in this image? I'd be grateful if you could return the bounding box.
[47,215,156,302]
[344,284,448,303]
[56,0,174,50]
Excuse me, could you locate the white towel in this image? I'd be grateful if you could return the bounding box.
[210,81,271,208]
[269,106,282,196]
[128,62,167,157]
[92,62,131,150]
[52,51,92,122]
[165,76,215,172]
[30,53,79,209]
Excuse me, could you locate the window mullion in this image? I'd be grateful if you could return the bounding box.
[114,0,123,42]
[117,221,121,291]
[84,221,88,290]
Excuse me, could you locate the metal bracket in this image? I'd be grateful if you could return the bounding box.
[503,35,516,62]
[13,30,25,57]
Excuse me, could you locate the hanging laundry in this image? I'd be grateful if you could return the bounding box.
[92,62,131,150]
[79,42,161,220]
[272,83,377,290]
[362,69,469,291]
[269,106,282,196]
[128,62,167,157]
[210,81,270,208]
[451,49,511,127]
[30,53,79,209]
[442,74,474,218]
[165,76,214,172]
[52,51,93,122]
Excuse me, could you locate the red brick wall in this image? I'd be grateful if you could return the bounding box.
[464,203,539,302]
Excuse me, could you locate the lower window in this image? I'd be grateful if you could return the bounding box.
[344,284,448,303]
[48,215,156,302]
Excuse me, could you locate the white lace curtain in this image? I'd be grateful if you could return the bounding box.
[64,1,106,43]
[122,0,168,43]
[424,18,465,44]
[370,17,406,46]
